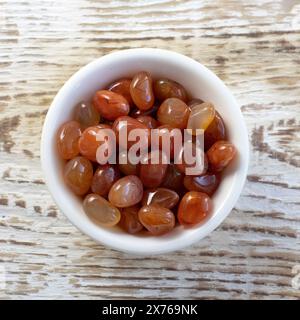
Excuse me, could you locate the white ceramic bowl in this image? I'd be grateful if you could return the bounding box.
[41,48,249,255]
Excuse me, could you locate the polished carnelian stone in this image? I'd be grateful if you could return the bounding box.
[161,163,184,192]
[108,175,143,208]
[57,121,81,160]
[74,101,100,129]
[138,204,175,235]
[183,173,220,196]
[178,191,212,225]
[142,188,179,209]
[187,102,215,134]
[130,71,154,110]
[83,193,121,227]
[93,90,130,121]
[157,98,190,129]
[78,124,112,162]
[112,116,149,150]
[154,78,187,102]
[204,111,227,151]
[139,151,168,188]
[107,78,133,106]
[64,156,93,195]
[91,164,120,197]
[207,140,236,172]
[119,205,143,234]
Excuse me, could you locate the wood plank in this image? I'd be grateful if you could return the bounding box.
[0,0,299,299]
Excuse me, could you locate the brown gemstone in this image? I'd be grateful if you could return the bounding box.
[138,204,175,235]
[64,156,93,196]
[142,188,179,209]
[93,90,130,121]
[108,175,143,208]
[178,191,212,225]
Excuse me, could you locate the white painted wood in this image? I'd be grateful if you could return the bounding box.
[0,0,299,299]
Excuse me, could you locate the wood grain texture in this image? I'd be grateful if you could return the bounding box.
[0,0,300,299]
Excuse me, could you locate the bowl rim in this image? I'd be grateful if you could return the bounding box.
[40,48,249,255]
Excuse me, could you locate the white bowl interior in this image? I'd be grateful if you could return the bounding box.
[41,48,249,255]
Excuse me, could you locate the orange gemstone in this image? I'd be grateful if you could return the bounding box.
[207,140,236,172]
[204,111,226,151]
[139,151,168,188]
[74,101,100,129]
[78,124,112,162]
[93,90,130,121]
[91,164,120,197]
[178,191,212,225]
[64,156,93,195]
[187,102,215,135]
[157,98,190,129]
[57,121,81,160]
[107,78,133,106]
[108,175,143,208]
[83,193,121,227]
[119,205,143,234]
[142,188,179,209]
[138,205,175,235]
[130,71,154,110]
[161,163,184,192]
[154,78,187,102]
[183,173,220,196]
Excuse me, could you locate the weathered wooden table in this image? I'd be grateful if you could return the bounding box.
[0,0,299,299]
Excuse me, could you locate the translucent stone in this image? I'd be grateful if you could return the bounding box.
[161,163,184,192]
[178,191,212,225]
[142,188,179,209]
[119,205,143,234]
[139,151,168,188]
[130,71,154,110]
[204,111,226,151]
[138,205,175,235]
[93,90,130,120]
[157,98,190,129]
[187,102,216,135]
[74,101,100,129]
[154,79,187,102]
[207,140,236,172]
[57,121,81,160]
[83,193,121,227]
[64,156,93,195]
[78,124,112,162]
[107,78,133,106]
[91,164,120,197]
[108,175,143,208]
[183,173,220,196]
